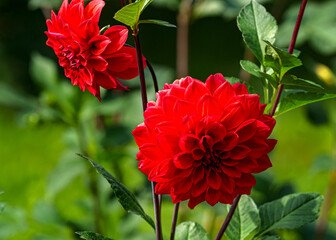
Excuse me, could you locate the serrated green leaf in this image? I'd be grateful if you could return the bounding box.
[76,154,155,229]
[237,0,277,63]
[264,41,302,79]
[139,19,176,28]
[76,231,114,240]
[114,0,153,31]
[275,91,336,117]
[225,195,260,240]
[281,75,324,91]
[257,192,323,236]
[175,222,210,240]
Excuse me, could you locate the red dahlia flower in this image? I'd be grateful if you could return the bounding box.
[133,74,277,209]
[45,0,143,101]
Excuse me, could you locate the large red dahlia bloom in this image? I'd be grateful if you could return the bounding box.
[133,74,277,209]
[45,0,143,101]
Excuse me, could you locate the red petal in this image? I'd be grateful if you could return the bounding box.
[252,155,272,173]
[207,170,221,190]
[205,73,226,94]
[213,81,235,105]
[235,173,256,187]
[235,119,257,143]
[185,79,210,102]
[188,193,205,209]
[192,167,205,183]
[205,188,220,206]
[219,164,242,178]
[89,55,108,71]
[173,153,195,169]
[230,145,251,160]
[232,83,248,95]
[196,95,221,117]
[84,0,105,23]
[94,72,117,89]
[103,26,129,54]
[190,179,208,197]
[89,35,111,55]
[179,134,200,153]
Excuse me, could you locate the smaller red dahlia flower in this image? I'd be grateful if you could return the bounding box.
[45,0,143,101]
[133,74,277,209]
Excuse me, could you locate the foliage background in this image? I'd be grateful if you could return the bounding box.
[0,0,336,239]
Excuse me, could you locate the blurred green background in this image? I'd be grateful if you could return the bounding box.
[0,0,336,239]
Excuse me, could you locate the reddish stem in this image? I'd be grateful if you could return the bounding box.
[270,0,308,117]
[214,195,241,240]
[170,203,180,240]
[120,0,126,7]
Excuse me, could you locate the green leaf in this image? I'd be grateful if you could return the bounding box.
[175,222,210,240]
[257,192,323,236]
[225,76,242,85]
[30,52,58,90]
[76,154,155,229]
[310,155,336,174]
[225,195,260,240]
[237,0,277,63]
[139,19,176,28]
[259,236,281,240]
[257,71,278,88]
[263,41,302,78]
[275,91,336,117]
[240,60,263,78]
[281,75,324,91]
[114,0,153,31]
[76,231,114,240]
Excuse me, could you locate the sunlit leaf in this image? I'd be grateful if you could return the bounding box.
[275,91,336,117]
[114,0,153,31]
[257,192,323,236]
[175,222,210,240]
[77,154,155,229]
[237,0,277,63]
[264,41,302,79]
[225,195,260,240]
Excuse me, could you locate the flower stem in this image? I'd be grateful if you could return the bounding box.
[170,203,180,240]
[215,1,309,239]
[132,32,163,240]
[146,59,159,92]
[133,34,148,111]
[120,0,126,7]
[214,195,241,240]
[176,0,193,78]
[270,0,308,117]
[123,43,159,93]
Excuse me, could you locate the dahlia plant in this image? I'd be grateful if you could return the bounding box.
[44,0,335,239]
